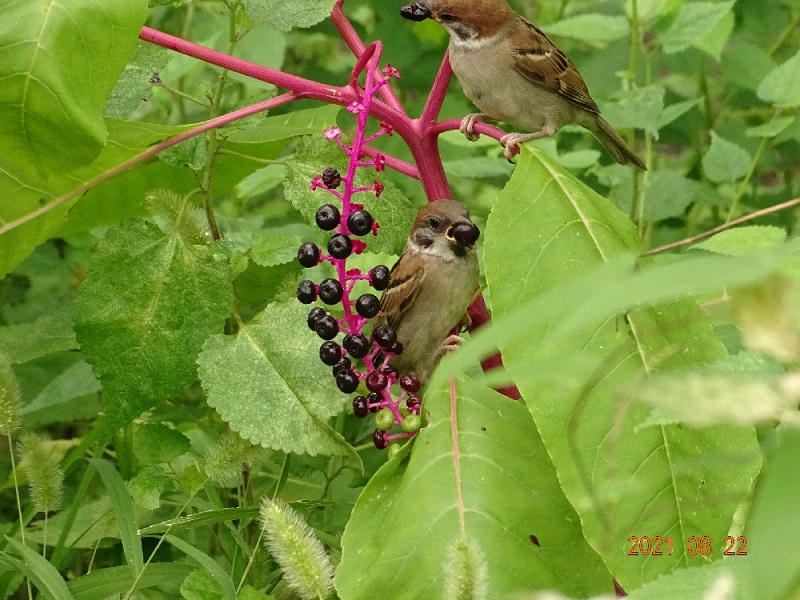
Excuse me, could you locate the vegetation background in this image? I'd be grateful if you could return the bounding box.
[0,0,799,598]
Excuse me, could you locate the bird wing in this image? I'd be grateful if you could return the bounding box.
[509,17,599,114]
[377,255,426,331]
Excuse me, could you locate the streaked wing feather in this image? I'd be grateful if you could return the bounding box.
[377,257,426,330]
[511,18,599,114]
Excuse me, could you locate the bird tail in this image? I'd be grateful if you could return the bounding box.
[590,117,647,170]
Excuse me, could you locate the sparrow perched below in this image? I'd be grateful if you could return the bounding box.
[400,0,646,169]
[374,200,480,385]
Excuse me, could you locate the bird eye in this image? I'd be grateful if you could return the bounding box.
[427,217,441,230]
[438,12,456,23]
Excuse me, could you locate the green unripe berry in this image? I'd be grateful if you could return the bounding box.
[375,408,395,431]
[401,413,422,433]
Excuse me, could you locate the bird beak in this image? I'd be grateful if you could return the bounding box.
[400,2,431,21]
[445,221,480,248]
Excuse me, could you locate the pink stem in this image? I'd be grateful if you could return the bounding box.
[430,119,508,144]
[330,2,405,114]
[420,52,453,127]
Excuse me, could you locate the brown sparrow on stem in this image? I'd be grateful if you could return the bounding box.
[401,0,647,168]
[374,200,480,385]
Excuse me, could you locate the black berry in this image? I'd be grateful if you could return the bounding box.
[352,395,369,418]
[370,265,390,290]
[406,396,421,414]
[315,204,340,230]
[373,325,397,349]
[296,280,317,304]
[399,374,420,393]
[318,278,343,305]
[366,371,388,392]
[382,364,398,379]
[319,341,341,366]
[328,234,353,259]
[400,2,430,21]
[336,369,359,394]
[321,167,342,189]
[367,392,381,412]
[373,429,389,449]
[297,242,320,268]
[347,210,374,236]
[315,314,339,340]
[389,340,404,355]
[343,333,370,359]
[451,221,480,246]
[355,294,380,318]
[307,307,326,331]
[333,357,352,376]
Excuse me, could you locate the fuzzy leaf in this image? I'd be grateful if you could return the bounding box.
[694,226,786,255]
[284,136,416,256]
[135,423,192,466]
[661,1,736,54]
[702,132,752,183]
[241,0,336,31]
[74,220,233,428]
[600,85,665,137]
[336,374,610,599]
[198,300,358,460]
[105,42,171,119]
[643,169,695,221]
[130,465,178,510]
[757,48,800,108]
[0,313,78,364]
[544,13,630,42]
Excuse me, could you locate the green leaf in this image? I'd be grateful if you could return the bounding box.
[25,496,119,549]
[164,535,237,600]
[0,0,148,178]
[625,562,734,600]
[88,458,143,574]
[738,428,800,600]
[693,10,735,60]
[284,136,416,256]
[197,300,359,460]
[601,85,665,137]
[746,116,796,138]
[20,361,101,425]
[74,220,233,427]
[241,0,336,31]
[702,132,752,183]
[105,42,171,119]
[134,423,192,466]
[0,313,77,364]
[68,563,194,600]
[757,48,800,108]
[657,98,702,129]
[481,148,762,589]
[226,106,341,144]
[643,169,695,221]
[544,13,630,42]
[694,226,787,255]
[251,231,305,267]
[139,507,259,535]
[1,538,74,600]
[181,569,226,600]
[661,1,736,54]
[336,375,610,599]
[130,465,178,510]
[442,157,514,179]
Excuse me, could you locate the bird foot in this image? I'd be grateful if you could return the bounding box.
[437,334,465,357]
[499,127,555,160]
[460,113,486,142]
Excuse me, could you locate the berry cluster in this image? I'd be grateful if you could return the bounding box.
[295,63,421,451]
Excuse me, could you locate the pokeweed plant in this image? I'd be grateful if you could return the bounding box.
[1,0,799,599]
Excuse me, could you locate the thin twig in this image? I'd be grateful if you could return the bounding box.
[642,196,800,257]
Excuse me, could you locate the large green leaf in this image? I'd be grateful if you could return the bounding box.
[0,0,148,178]
[482,148,761,589]
[241,0,337,31]
[660,1,736,55]
[197,300,358,460]
[336,374,610,600]
[74,220,233,428]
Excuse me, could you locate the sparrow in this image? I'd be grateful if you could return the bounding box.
[374,200,480,385]
[400,0,647,169]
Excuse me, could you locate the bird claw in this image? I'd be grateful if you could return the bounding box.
[437,334,465,357]
[460,114,485,142]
